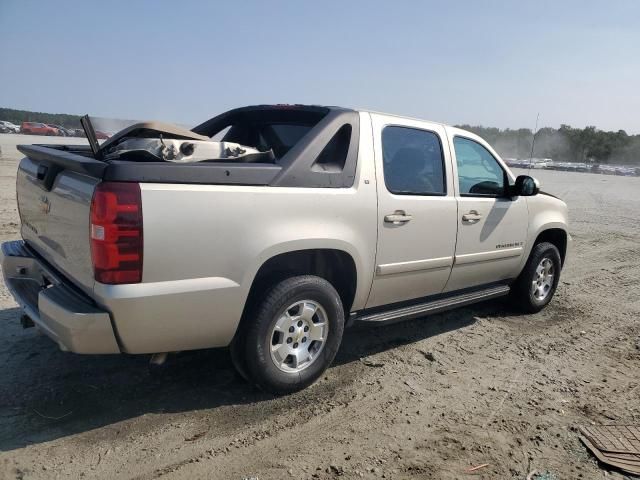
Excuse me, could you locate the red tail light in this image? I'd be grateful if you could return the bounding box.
[90,182,143,284]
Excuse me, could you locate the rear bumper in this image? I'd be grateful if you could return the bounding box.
[0,240,120,354]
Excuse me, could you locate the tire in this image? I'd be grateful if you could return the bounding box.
[238,275,344,394]
[510,242,562,313]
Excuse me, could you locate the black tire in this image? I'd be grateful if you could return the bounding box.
[239,275,344,394]
[510,242,561,313]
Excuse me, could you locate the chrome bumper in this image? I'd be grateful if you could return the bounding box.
[0,240,120,354]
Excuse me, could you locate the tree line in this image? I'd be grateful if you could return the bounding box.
[0,107,82,129]
[457,124,640,165]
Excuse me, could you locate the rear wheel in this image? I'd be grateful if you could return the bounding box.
[510,242,561,313]
[236,275,344,394]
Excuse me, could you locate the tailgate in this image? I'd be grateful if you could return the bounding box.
[17,153,100,295]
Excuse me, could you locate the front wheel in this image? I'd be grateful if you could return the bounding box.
[237,275,344,394]
[510,242,562,313]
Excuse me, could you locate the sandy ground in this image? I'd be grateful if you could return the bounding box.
[0,133,638,480]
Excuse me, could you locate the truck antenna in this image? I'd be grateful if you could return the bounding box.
[528,113,540,171]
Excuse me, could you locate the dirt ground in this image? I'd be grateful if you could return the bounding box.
[0,133,638,480]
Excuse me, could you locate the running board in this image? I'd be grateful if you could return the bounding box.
[352,285,510,326]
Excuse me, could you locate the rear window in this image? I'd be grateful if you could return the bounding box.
[269,124,312,148]
[194,106,329,160]
[254,124,314,157]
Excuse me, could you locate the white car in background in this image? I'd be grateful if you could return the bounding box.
[0,121,20,133]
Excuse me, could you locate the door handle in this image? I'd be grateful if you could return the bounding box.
[462,210,483,223]
[384,211,413,225]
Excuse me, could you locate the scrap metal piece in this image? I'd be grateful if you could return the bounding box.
[579,425,640,475]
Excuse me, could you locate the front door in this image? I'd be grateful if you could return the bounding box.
[366,115,458,308]
[445,134,528,292]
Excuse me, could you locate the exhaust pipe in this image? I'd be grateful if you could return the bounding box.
[149,352,169,366]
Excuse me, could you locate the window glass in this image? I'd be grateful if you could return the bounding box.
[222,123,313,158]
[210,125,231,141]
[269,124,312,149]
[312,124,351,173]
[381,126,445,195]
[453,137,505,196]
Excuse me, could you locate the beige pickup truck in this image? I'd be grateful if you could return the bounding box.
[1,105,570,393]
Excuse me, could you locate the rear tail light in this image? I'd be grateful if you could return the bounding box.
[90,182,143,284]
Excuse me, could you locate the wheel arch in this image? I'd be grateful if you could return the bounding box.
[243,248,359,321]
[533,227,568,266]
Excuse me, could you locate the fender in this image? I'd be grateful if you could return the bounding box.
[241,238,374,312]
[517,193,570,274]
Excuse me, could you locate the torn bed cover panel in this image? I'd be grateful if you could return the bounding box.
[100,121,209,151]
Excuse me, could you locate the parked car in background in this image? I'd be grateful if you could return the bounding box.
[46,124,74,137]
[20,122,59,136]
[95,130,110,139]
[0,120,21,133]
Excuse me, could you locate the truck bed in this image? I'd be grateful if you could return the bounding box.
[18,144,283,186]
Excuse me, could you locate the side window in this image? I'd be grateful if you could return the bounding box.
[453,137,506,196]
[381,126,446,195]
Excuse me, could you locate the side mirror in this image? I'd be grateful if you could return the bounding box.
[513,175,540,196]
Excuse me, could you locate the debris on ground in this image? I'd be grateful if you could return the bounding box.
[419,350,437,362]
[579,425,640,475]
[526,471,558,480]
[184,430,207,442]
[465,462,489,473]
[359,357,384,368]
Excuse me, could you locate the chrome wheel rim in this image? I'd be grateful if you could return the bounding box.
[531,257,555,301]
[269,300,329,373]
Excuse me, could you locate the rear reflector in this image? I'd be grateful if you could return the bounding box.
[90,182,143,284]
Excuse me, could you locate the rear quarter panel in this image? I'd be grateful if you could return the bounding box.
[101,112,378,353]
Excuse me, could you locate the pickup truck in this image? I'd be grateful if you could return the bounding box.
[1,105,570,394]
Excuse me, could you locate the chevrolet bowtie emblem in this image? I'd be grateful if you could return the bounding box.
[39,195,51,214]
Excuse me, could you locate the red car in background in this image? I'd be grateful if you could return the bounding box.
[20,122,60,136]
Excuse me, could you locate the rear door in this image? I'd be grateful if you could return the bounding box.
[444,131,528,292]
[366,114,458,308]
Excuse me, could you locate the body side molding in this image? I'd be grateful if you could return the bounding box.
[375,256,453,276]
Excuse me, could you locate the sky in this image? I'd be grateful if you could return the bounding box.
[1,0,639,133]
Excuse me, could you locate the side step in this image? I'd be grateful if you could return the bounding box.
[352,284,510,326]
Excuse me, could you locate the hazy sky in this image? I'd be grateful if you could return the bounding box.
[1,0,639,132]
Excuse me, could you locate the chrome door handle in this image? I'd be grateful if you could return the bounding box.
[462,210,483,223]
[384,211,413,225]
